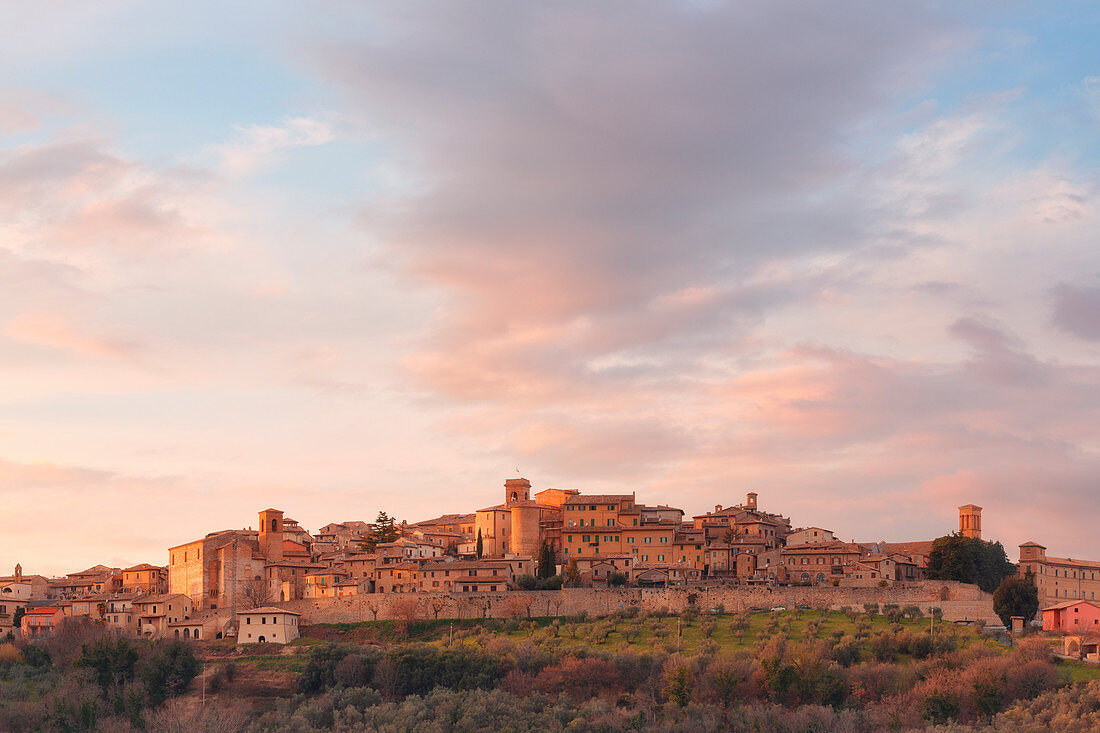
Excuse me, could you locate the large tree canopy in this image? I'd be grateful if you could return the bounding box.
[926,534,1017,593]
[358,511,399,552]
[993,571,1040,627]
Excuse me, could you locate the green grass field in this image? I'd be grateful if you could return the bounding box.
[297,609,993,655]
[219,609,1100,684]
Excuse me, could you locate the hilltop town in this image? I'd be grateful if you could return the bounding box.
[2,477,1094,644]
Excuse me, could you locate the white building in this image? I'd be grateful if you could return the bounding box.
[237,607,301,644]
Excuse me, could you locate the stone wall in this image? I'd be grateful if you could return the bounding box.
[277,580,996,625]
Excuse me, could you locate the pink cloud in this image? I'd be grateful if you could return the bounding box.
[3,311,138,359]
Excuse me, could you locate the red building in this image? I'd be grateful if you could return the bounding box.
[1042,599,1100,632]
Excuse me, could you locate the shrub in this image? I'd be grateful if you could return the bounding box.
[662,659,693,706]
[538,575,563,590]
[920,688,961,724]
[334,653,378,688]
[830,636,862,667]
[869,632,897,662]
[298,644,354,693]
[137,641,200,706]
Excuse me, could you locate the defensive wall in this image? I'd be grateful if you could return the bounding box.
[276,580,996,625]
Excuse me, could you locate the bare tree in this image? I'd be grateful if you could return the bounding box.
[242,578,273,609]
[391,597,422,634]
[429,596,448,620]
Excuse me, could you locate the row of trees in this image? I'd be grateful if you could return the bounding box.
[268,617,1061,730]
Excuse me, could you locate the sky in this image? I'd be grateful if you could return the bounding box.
[1,1,1098,575]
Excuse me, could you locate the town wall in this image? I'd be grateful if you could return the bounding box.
[276,580,996,626]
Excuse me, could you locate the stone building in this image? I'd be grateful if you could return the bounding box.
[169,508,316,611]
[691,493,792,548]
[787,527,836,546]
[474,478,563,558]
[122,563,167,595]
[1020,541,1100,606]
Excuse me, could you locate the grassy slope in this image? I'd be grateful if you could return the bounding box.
[217,610,1100,682]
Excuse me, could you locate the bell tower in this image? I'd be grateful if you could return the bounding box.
[259,508,285,561]
[958,504,982,540]
[505,477,531,505]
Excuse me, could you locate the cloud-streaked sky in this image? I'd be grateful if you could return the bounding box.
[2,2,1098,575]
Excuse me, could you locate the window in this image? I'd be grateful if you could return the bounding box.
[607,519,614,526]
[568,535,573,542]
[590,505,596,511]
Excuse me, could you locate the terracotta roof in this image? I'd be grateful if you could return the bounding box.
[1045,556,1100,570]
[238,606,300,615]
[123,563,163,572]
[1020,541,1047,548]
[564,494,634,504]
[633,562,698,571]
[134,594,189,605]
[1043,600,1100,612]
[876,541,934,556]
[782,541,861,553]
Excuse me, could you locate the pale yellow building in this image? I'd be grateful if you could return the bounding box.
[238,607,300,644]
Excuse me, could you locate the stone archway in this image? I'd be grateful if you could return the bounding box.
[258,635,266,643]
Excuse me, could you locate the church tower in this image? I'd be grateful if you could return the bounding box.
[259,508,285,561]
[958,504,982,540]
[505,477,531,505]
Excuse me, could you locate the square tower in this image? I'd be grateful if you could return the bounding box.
[958,504,982,540]
[259,508,285,561]
[505,477,531,505]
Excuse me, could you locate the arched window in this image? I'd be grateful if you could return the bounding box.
[271,518,278,532]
